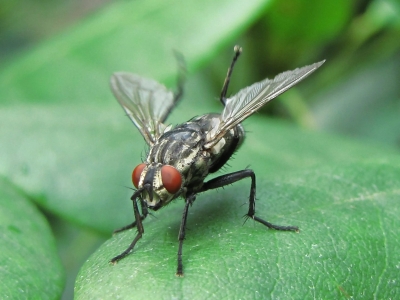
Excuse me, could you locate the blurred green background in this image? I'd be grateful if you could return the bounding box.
[0,0,399,299]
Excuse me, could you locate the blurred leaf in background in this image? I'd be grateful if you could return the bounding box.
[0,0,399,299]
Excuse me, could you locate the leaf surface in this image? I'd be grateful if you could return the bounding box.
[0,179,64,299]
[75,138,400,299]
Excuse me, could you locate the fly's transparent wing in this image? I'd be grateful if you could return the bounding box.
[205,60,325,148]
[110,72,176,146]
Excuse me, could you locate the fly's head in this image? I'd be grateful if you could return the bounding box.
[131,163,183,210]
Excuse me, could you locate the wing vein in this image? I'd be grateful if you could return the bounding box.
[205,60,325,148]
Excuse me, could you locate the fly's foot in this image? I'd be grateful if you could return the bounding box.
[176,271,184,277]
[251,215,299,232]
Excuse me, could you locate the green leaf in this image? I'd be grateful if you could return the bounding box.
[0,179,64,299]
[0,0,272,104]
[75,119,400,299]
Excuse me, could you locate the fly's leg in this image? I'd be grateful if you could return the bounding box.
[110,194,147,264]
[220,45,242,105]
[113,222,136,234]
[176,194,196,277]
[112,200,148,234]
[201,169,299,232]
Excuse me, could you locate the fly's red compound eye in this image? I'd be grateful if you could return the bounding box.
[161,165,182,194]
[132,163,146,188]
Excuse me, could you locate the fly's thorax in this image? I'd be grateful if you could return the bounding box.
[147,123,204,167]
[132,163,183,210]
[145,121,212,188]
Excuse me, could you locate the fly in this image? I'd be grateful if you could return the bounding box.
[109,46,325,276]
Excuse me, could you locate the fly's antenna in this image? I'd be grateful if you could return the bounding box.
[220,45,242,106]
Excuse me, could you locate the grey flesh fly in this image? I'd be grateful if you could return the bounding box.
[110,46,325,276]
